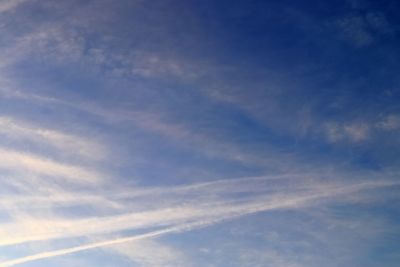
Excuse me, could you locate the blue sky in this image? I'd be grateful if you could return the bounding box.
[0,0,400,266]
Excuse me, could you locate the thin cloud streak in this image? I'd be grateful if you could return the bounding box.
[0,1,399,266]
[0,0,26,13]
[0,148,104,184]
[0,178,397,266]
[0,116,106,160]
[0,175,329,246]
[0,223,197,267]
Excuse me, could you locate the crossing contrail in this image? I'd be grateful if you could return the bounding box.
[0,219,222,267]
[0,179,396,267]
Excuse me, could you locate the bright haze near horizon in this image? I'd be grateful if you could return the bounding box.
[0,0,400,266]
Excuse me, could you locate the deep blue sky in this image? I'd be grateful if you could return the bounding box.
[0,0,399,266]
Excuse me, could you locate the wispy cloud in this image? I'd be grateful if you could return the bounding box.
[0,116,106,160]
[0,0,26,13]
[0,1,399,266]
[335,11,395,46]
[0,174,397,266]
[0,148,104,185]
[109,240,190,267]
[377,114,400,131]
[324,122,370,143]
[337,15,374,46]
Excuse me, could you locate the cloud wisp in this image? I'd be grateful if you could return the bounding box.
[0,0,26,13]
[0,174,397,266]
[0,116,106,160]
[1,1,400,266]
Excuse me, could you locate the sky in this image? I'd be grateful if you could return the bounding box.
[0,0,400,266]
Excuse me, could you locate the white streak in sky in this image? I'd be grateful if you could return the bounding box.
[0,0,26,13]
[0,116,106,160]
[0,179,397,266]
[0,148,104,184]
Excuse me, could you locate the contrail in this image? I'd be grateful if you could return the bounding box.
[0,179,396,266]
[0,194,315,266]
[0,195,309,267]
[0,174,302,247]
[0,219,220,267]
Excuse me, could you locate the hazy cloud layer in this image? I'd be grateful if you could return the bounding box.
[0,0,399,266]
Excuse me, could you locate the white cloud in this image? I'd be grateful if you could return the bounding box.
[337,15,374,46]
[377,114,400,130]
[110,240,190,267]
[0,2,398,267]
[0,0,26,13]
[0,175,396,266]
[343,123,369,142]
[325,122,369,143]
[365,12,394,34]
[239,249,304,267]
[0,82,290,168]
[0,116,106,160]
[335,12,394,47]
[324,115,400,145]
[324,122,343,142]
[0,148,104,185]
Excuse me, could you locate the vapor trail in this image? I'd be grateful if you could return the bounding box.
[0,179,396,266]
[0,219,222,267]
